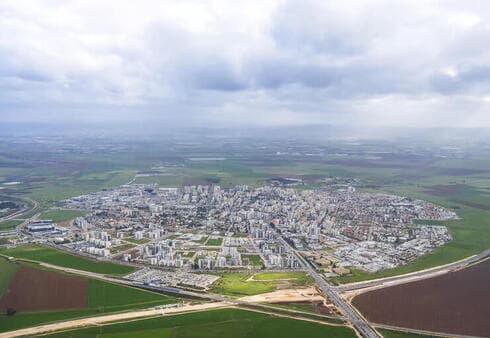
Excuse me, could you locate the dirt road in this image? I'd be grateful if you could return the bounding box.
[0,302,231,338]
[239,287,325,303]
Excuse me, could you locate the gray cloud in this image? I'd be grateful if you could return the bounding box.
[0,0,489,128]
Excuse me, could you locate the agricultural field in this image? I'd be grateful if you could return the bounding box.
[43,308,356,338]
[0,245,135,275]
[0,219,22,231]
[212,271,310,297]
[0,146,139,209]
[39,209,88,223]
[133,174,184,187]
[0,258,177,333]
[352,258,490,337]
[0,265,87,311]
[271,301,332,316]
[0,258,18,297]
[378,330,436,338]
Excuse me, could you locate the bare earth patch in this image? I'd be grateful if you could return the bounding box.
[0,266,88,311]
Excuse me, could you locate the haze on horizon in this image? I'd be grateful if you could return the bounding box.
[1,0,490,129]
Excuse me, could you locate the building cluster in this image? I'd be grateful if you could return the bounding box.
[60,181,457,274]
[126,267,220,290]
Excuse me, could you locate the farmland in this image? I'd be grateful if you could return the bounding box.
[0,245,135,275]
[378,330,436,338]
[352,258,490,337]
[0,258,177,333]
[43,308,357,338]
[39,209,88,223]
[0,258,17,297]
[0,265,88,311]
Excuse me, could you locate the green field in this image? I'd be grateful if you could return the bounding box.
[212,272,310,297]
[0,219,22,231]
[412,219,449,225]
[133,175,184,187]
[0,245,135,275]
[206,238,223,246]
[254,271,308,282]
[180,251,195,258]
[271,302,318,314]
[0,258,18,297]
[28,170,137,207]
[87,279,175,310]
[241,254,264,267]
[43,308,356,338]
[125,238,150,245]
[39,209,88,222]
[0,259,177,333]
[0,281,176,333]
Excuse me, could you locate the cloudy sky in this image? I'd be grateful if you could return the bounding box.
[1,0,489,128]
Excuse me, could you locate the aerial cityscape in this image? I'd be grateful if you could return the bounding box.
[1,1,489,338]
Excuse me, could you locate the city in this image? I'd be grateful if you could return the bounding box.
[1,1,489,337]
[15,178,456,289]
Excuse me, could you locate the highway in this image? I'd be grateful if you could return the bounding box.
[0,197,38,222]
[274,232,381,338]
[336,249,490,293]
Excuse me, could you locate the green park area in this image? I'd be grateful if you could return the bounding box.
[205,237,223,246]
[241,254,264,267]
[43,308,356,338]
[0,245,135,275]
[212,271,310,297]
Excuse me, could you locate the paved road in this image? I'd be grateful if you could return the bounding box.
[336,249,490,293]
[0,197,38,222]
[274,232,381,338]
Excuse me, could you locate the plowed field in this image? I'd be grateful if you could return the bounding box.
[352,259,490,337]
[0,266,88,311]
